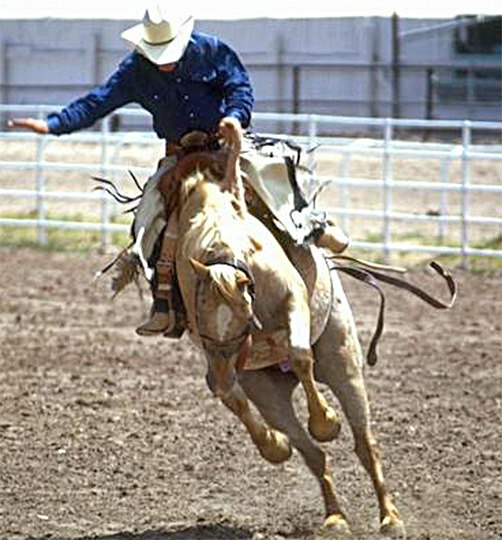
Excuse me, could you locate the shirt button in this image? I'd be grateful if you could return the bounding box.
[176,77,182,83]
[189,112,195,118]
[184,94,189,101]
[153,94,159,100]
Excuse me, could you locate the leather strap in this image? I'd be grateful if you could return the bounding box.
[329,260,457,366]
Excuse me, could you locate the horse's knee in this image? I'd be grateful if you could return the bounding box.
[290,347,314,375]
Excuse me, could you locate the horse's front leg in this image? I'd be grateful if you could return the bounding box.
[222,382,292,464]
[206,359,292,464]
[287,294,341,443]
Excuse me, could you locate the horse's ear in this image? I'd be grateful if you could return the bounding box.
[190,258,210,279]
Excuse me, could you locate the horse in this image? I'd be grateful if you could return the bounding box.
[156,127,406,538]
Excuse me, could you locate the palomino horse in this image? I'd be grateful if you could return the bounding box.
[153,125,406,538]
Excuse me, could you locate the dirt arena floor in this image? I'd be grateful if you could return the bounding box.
[0,247,500,540]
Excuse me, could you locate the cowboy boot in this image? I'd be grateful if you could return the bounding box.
[164,276,186,338]
[135,259,175,336]
[135,259,186,338]
[315,219,349,254]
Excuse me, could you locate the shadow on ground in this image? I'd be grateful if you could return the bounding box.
[30,524,255,540]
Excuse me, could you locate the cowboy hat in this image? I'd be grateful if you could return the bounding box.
[121,4,194,65]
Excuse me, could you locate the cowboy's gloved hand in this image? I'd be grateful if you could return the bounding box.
[217,116,243,150]
[8,118,50,134]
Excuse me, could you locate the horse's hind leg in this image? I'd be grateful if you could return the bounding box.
[286,293,341,443]
[313,279,406,537]
[220,381,292,464]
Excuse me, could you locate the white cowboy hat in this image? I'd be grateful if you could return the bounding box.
[121,4,194,65]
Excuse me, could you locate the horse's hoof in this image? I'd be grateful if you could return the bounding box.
[380,515,406,538]
[309,406,341,442]
[319,513,351,537]
[259,429,292,464]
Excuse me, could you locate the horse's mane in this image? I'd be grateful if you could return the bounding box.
[179,170,256,264]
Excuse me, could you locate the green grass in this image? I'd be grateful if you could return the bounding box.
[0,226,130,252]
[348,231,502,273]
[1,212,501,274]
[0,211,130,252]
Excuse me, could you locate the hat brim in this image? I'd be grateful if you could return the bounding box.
[121,16,194,65]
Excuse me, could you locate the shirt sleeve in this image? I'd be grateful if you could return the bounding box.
[213,40,254,128]
[46,55,137,135]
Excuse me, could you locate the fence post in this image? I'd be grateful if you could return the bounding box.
[35,106,48,245]
[382,118,393,264]
[292,66,301,135]
[466,67,475,120]
[0,41,7,129]
[423,67,435,141]
[100,117,111,249]
[438,156,450,243]
[460,120,471,268]
[339,151,351,233]
[307,114,318,203]
[391,13,401,120]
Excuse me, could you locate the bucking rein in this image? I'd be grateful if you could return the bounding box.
[93,135,457,367]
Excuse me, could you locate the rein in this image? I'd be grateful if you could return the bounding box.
[328,257,457,366]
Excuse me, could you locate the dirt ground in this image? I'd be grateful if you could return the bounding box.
[0,247,500,540]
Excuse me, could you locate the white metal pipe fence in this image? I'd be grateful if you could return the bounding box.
[0,104,501,266]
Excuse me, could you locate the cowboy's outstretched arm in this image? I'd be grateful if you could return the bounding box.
[8,54,137,136]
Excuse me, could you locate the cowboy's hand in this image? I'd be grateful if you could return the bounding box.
[217,116,242,149]
[8,117,50,134]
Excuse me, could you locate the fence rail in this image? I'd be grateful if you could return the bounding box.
[1,104,501,266]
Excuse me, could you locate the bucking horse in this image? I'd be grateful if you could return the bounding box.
[97,122,456,538]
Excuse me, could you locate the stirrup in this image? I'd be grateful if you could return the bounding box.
[314,221,349,254]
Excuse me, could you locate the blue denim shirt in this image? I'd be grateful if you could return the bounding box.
[46,32,254,143]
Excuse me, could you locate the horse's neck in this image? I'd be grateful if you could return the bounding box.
[179,181,248,262]
[182,181,222,217]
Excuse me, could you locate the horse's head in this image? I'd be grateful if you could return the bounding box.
[190,257,261,397]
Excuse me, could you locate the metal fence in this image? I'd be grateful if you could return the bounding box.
[1,104,501,266]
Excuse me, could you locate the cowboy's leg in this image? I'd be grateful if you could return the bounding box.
[130,157,176,272]
[136,211,184,337]
[132,156,185,337]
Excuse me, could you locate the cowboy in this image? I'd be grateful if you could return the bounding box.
[9,3,348,337]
